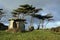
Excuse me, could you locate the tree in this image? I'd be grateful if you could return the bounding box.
[31,14,42,30]
[12,8,28,19]
[20,4,43,28]
[0,9,4,19]
[44,14,53,28]
[38,13,53,29]
[0,9,5,22]
[0,9,8,30]
[30,8,42,26]
[12,4,42,30]
[39,13,53,29]
[31,13,53,29]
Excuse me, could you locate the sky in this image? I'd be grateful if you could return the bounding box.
[0,0,60,29]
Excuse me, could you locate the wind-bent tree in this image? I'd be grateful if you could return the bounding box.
[20,4,35,26]
[0,9,4,19]
[20,4,43,27]
[0,9,5,23]
[31,13,53,29]
[43,14,53,28]
[39,13,53,29]
[30,8,42,26]
[12,4,42,30]
[12,8,28,19]
[45,18,53,29]
[31,14,42,29]
[0,9,8,30]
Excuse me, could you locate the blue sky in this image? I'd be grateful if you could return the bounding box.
[0,0,60,29]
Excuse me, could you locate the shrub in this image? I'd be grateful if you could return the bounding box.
[29,26,34,31]
[51,26,60,32]
[0,23,8,30]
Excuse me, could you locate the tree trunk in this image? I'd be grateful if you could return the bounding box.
[37,25,40,30]
[30,16,33,26]
[45,21,49,29]
[41,20,44,29]
[22,14,25,19]
[37,20,41,30]
[16,13,19,19]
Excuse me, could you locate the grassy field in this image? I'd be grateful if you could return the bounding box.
[0,30,60,40]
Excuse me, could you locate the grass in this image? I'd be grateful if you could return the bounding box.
[0,30,60,40]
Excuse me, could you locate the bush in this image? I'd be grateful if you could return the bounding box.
[51,26,60,32]
[0,23,8,30]
[29,26,34,31]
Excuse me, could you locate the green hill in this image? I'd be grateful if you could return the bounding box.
[0,30,60,40]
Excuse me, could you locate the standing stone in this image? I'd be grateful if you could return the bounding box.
[9,19,14,30]
[8,18,26,32]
